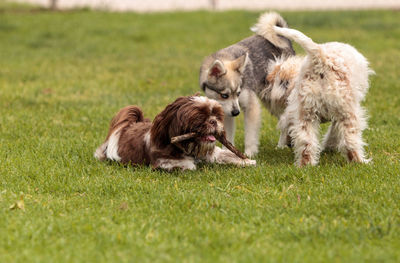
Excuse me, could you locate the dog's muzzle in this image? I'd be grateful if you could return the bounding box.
[231,109,240,116]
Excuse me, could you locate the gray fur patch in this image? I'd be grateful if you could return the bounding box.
[199,35,295,97]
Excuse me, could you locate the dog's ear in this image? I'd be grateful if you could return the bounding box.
[208,60,226,78]
[232,53,248,74]
[151,96,191,148]
[266,62,280,83]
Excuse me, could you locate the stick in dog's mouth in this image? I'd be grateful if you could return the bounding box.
[170,132,197,144]
[170,132,247,159]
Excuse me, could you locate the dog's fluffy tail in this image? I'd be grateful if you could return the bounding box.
[108,105,145,132]
[94,106,144,161]
[273,26,320,57]
[251,12,291,50]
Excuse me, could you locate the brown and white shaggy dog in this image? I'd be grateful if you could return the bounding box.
[94,96,256,171]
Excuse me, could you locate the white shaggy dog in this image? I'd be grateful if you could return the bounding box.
[266,26,374,166]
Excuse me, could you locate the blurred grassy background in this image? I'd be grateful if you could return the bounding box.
[0,2,399,262]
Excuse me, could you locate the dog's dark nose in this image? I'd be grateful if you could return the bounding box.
[231,109,240,116]
[209,119,217,127]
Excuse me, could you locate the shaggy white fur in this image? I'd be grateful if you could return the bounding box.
[268,26,374,166]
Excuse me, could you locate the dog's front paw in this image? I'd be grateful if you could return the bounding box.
[242,158,256,166]
[355,157,372,164]
[363,158,372,164]
[276,143,288,149]
[245,147,258,158]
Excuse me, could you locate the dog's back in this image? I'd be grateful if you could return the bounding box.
[216,35,293,93]
[322,42,373,102]
[274,26,373,102]
[94,106,152,165]
[200,12,295,95]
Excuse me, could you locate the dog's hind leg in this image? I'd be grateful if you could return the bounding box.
[153,157,197,171]
[208,146,256,166]
[240,89,261,157]
[94,141,108,161]
[335,108,369,163]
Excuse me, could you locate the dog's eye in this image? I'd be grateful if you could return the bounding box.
[220,94,229,99]
[237,91,241,96]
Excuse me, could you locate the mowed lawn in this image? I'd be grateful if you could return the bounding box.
[0,2,399,262]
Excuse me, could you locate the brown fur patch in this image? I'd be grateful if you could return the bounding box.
[279,65,298,82]
[347,150,361,162]
[266,64,281,83]
[101,106,151,165]
[300,148,311,166]
[118,122,152,165]
[106,105,144,140]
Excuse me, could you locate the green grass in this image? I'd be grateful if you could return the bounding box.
[1,2,400,262]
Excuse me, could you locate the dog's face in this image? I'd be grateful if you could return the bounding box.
[151,96,225,158]
[201,54,248,117]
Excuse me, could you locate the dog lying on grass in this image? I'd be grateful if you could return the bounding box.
[264,25,374,166]
[95,96,256,171]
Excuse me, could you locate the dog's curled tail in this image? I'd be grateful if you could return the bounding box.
[108,105,145,131]
[94,106,144,161]
[273,26,320,57]
[251,12,291,50]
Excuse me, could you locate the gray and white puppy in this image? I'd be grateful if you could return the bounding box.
[199,12,294,157]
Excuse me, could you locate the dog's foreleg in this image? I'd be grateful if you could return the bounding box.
[223,115,236,145]
[277,113,291,148]
[278,129,290,149]
[291,115,320,167]
[207,146,256,166]
[240,89,261,157]
[153,157,196,171]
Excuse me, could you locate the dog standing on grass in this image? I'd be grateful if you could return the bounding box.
[199,12,295,157]
[265,26,374,166]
